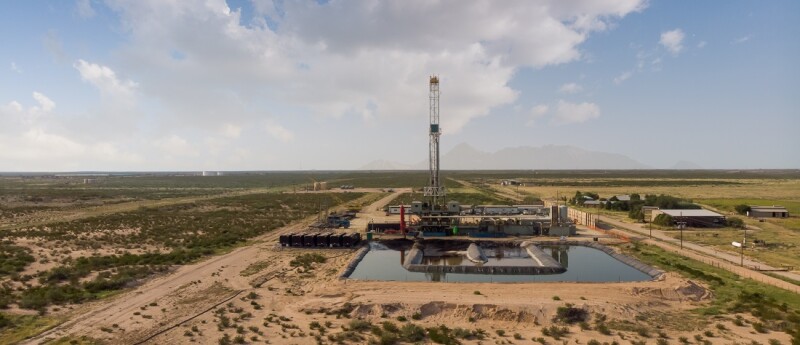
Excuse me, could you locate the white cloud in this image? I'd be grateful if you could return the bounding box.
[73,59,138,103]
[613,70,633,84]
[526,104,550,126]
[660,28,685,54]
[4,101,23,113]
[531,104,549,116]
[10,62,22,73]
[76,0,96,18]
[558,82,583,94]
[104,0,644,135]
[4,0,651,170]
[697,41,707,48]
[0,93,142,170]
[32,92,55,113]
[733,34,753,44]
[553,100,600,124]
[264,121,294,143]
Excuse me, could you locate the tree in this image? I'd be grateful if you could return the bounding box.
[726,217,745,229]
[734,205,751,215]
[629,208,644,221]
[653,214,674,227]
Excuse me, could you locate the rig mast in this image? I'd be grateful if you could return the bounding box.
[423,76,445,206]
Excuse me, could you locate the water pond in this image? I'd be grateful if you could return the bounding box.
[347,242,651,283]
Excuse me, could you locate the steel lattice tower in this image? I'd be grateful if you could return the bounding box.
[424,75,445,206]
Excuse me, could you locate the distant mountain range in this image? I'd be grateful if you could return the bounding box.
[360,143,652,170]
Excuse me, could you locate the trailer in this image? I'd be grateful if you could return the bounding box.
[302,234,316,247]
[315,233,332,247]
[290,233,305,247]
[279,233,294,247]
[281,232,365,248]
[342,233,361,247]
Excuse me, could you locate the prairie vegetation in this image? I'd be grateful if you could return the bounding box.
[0,189,363,313]
[0,171,798,344]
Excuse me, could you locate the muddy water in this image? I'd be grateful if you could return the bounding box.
[348,242,651,282]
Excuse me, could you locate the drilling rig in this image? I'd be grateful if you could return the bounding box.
[410,75,457,235]
[423,76,445,206]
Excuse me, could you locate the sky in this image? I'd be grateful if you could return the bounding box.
[0,0,798,171]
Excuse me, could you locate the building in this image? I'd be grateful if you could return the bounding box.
[475,205,519,215]
[650,209,726,228]
[387,205,411,215]
[514,205,547,215]
[583,200,602,208]
[612,195,631,202]
[749,206,790,218]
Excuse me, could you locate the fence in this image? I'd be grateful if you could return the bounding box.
[567,208,598,229]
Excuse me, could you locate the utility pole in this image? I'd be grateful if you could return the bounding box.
[741,226,747,267]
[649,218,652,239]
[679,211,683,249]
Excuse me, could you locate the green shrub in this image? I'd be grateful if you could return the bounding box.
[734,204,751,215]
[382,321,399,333]
[426,325,460,345]
[399,323,425,342]
[726,217,745,229]
[0,313,13,329]
[553,306,588,324]
[542,325,568,340]
[289,253,327,270]
[596,323,611,335]
[653,214,674,227]
[348,319,371,332]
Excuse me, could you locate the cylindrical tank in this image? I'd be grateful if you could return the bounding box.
[559,206,568,223]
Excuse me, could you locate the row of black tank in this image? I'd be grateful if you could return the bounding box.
[279,232,361,248]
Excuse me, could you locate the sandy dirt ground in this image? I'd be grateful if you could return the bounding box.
[22,191,795,344]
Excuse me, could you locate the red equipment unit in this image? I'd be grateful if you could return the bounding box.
[400,205,406,238]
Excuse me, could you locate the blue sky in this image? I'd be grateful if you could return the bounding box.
[1,0,798,171]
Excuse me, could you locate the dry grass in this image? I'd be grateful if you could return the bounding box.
[661,223,800,269]
[516,179,800,201]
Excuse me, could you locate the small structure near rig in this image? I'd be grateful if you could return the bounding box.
[748,205,790,218]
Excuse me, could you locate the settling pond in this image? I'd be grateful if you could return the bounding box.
[347,241,652,283]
